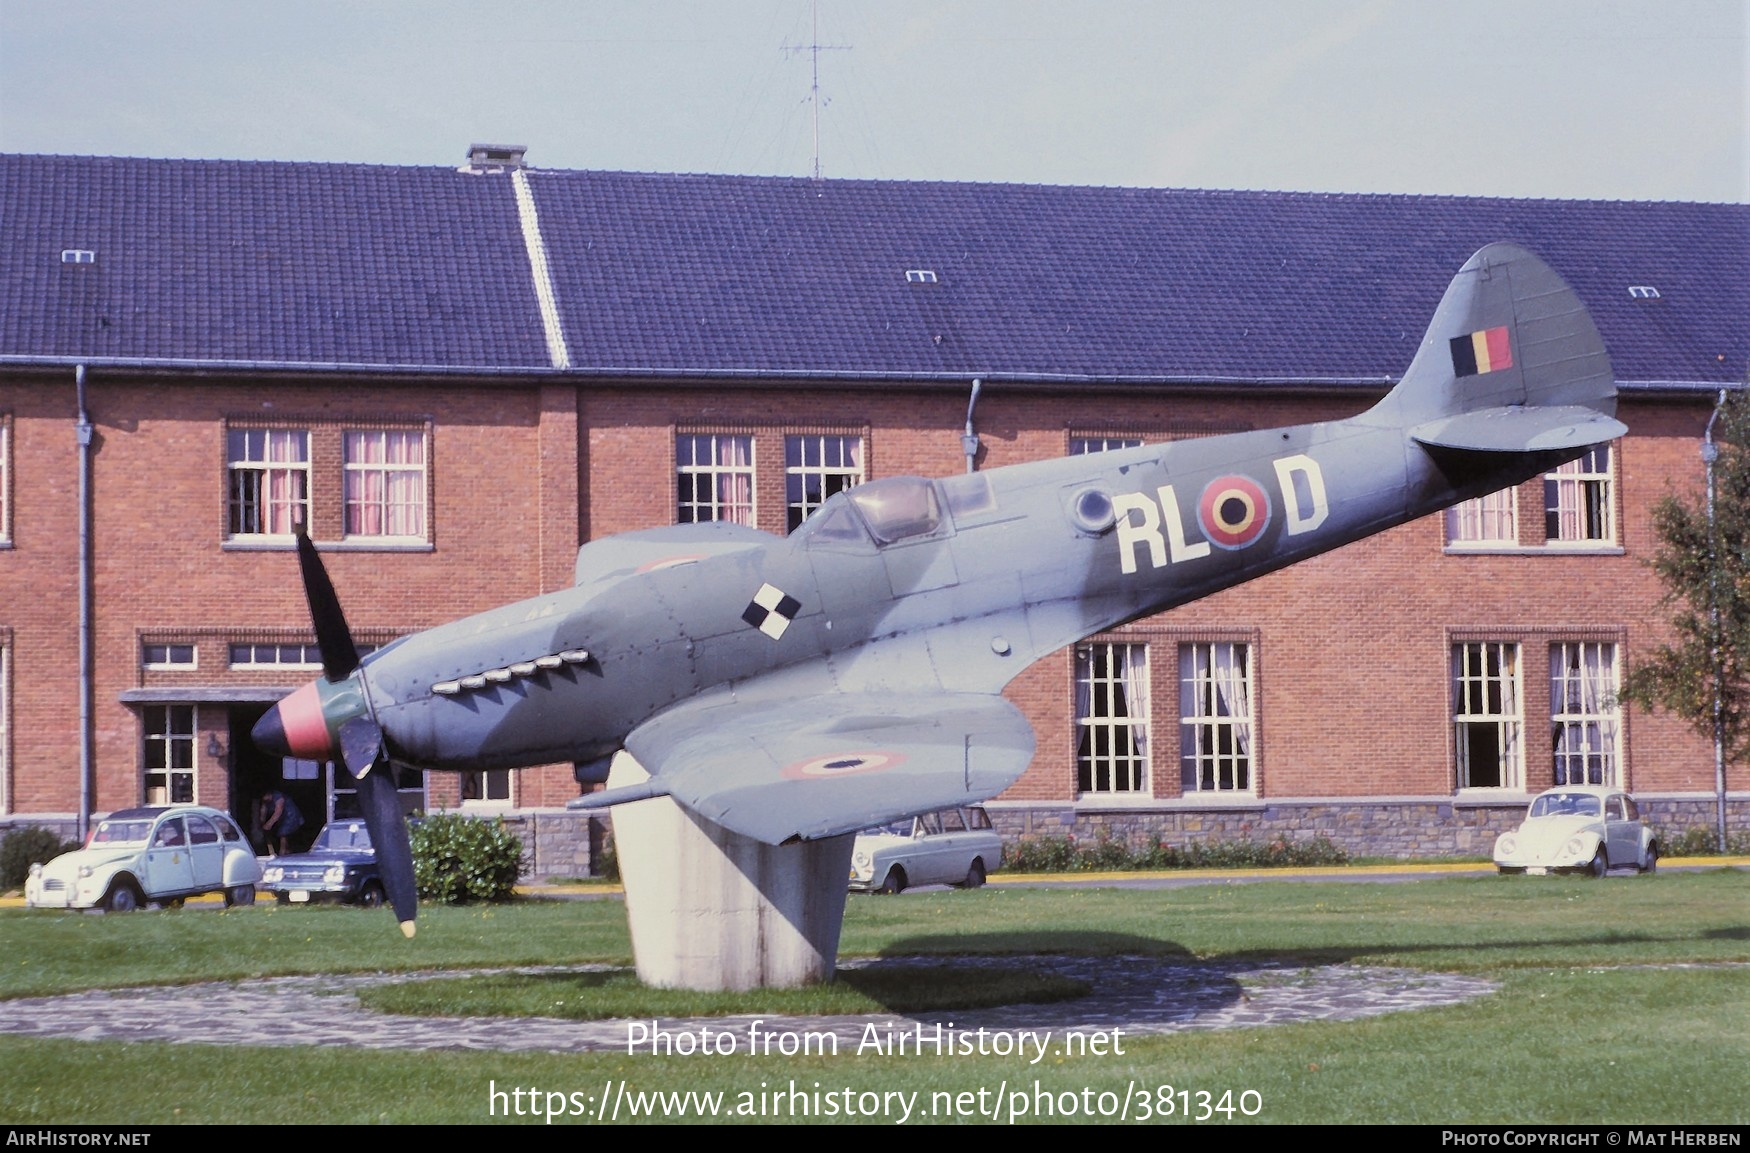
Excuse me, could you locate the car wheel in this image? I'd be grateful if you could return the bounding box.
[1587,849,1608,878]
[223,884,256,907]
[103,878,143,913]
[876,867,907,895]
[358,882,385,909]
[959,859,987,889]
[1640,845,1659,874]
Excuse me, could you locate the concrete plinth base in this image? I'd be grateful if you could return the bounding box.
[606,751,854,990]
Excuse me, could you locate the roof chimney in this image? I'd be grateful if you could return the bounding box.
[463,143,528,173]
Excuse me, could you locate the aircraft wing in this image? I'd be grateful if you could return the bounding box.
[586,690,1036,844]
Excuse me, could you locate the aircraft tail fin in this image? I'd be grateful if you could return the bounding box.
[1369,243,1623,449]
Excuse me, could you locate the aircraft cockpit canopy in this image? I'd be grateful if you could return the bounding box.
[794,476,947,548]
[847,477,943,545]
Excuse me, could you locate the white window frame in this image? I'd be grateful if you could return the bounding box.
[0,414,11,545]
[230,642,324,671]
[227,428,310,538]
[785,434,864,533]
[1075,641,1151,795]
[1543,445,1615,547]
[1,641,9,814]
[677,433,755,526]
[142,643,198,670]
[1069,435,1145,455]
[1445,487,1518,547]
[460,768,513,809]
[1453,642,1524,791]
[1179,641,1255,794]
[143,704,197,806]
[1551,641,1621,787]
[343,428,429,541]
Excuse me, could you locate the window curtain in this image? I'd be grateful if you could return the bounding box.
[718,435,754,526]
[265,430,307,535]
[1117,643,1149,765]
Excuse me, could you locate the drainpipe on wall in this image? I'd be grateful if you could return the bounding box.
[75,365,94,841]
[962,378,983,473]
[1703,388,1727,854]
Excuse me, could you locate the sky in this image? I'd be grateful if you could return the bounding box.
[1,0,1745,203]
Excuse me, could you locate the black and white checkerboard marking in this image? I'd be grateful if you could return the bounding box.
[741,582,802,639]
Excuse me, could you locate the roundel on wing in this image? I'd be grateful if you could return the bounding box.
[1198,475,1271,550]
[780,750,908,780]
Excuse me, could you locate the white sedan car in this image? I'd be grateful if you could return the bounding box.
[25,805,262,911]
[1493,785,1659,877]
[849,805,1004,894]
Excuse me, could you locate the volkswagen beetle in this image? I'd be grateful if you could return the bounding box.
[24,805,262,910]
[1493,785,1659,876]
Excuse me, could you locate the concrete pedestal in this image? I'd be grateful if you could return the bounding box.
[606,751,854,990]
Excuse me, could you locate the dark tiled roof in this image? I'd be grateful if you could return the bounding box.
[2,154,1743,387]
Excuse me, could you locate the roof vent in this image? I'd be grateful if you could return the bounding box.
[1627,285,1661,299]
[464,143,528,172]
[905,269,938,284]
[61,249,96,264]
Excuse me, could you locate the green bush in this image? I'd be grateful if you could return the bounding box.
[1,827,81,889]
[1006,832,1349,873]
[409,813,525,903]
[1657,824,1750,858]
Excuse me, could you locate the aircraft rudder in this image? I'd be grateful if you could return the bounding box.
[1372,243,1616,428]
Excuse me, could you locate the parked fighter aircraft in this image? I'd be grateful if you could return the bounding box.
[252,243,1623,935]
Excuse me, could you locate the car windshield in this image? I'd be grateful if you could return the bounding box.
[1530,792,1603,819]
[314,823,372,851]
[89,820,153,845]
[861,820,912,838]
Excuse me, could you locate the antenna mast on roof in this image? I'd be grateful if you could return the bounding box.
[781,0,850,182]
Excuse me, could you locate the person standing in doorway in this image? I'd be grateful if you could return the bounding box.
[259,789,305,856]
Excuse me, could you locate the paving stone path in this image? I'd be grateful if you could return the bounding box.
[0,958,1496,1053]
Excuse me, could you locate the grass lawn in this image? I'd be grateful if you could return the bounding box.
[1,870,1745,1125]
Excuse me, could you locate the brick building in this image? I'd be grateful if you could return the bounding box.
[1,149,1745,869]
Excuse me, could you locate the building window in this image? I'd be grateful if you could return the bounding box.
[228,428,310,537]
[1070,436,1144,455]
[0,414,11,544]
[1446,487,1518,546]
[0,641,8,813]
[142,644,197,670]
[1179,642,1253,793]
[1551,641,1621,787]
[461,769,512,806]
[1453,642,1523,790]
[1544,445,1614,545]
[677,434,755,526]
[143,704,196,805]
[1076,642,1150,794]
[345,429,428,539]
[785,434,864,532]
[230,643,323,670]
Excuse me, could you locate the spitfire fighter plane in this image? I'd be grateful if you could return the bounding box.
[253,243,1623,935]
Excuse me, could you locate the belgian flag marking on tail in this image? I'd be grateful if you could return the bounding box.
[1449,325,1512,377]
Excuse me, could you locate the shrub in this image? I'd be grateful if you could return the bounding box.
[1657,824,1750,858]
[1,827,81,889]
[409,813,525,903]
[1006,832,1349,873]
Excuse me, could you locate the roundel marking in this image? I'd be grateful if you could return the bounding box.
[780,750,908,780]
[1197,475,1271,550]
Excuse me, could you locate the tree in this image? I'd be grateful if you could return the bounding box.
[1621,388,1750,851]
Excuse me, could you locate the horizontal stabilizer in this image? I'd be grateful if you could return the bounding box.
[1411,406,1628,454]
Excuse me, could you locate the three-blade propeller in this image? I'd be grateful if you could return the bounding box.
[290,531,418,937]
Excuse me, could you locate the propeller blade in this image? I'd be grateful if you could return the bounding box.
[354,755,418,937]
[295,530,360,682]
